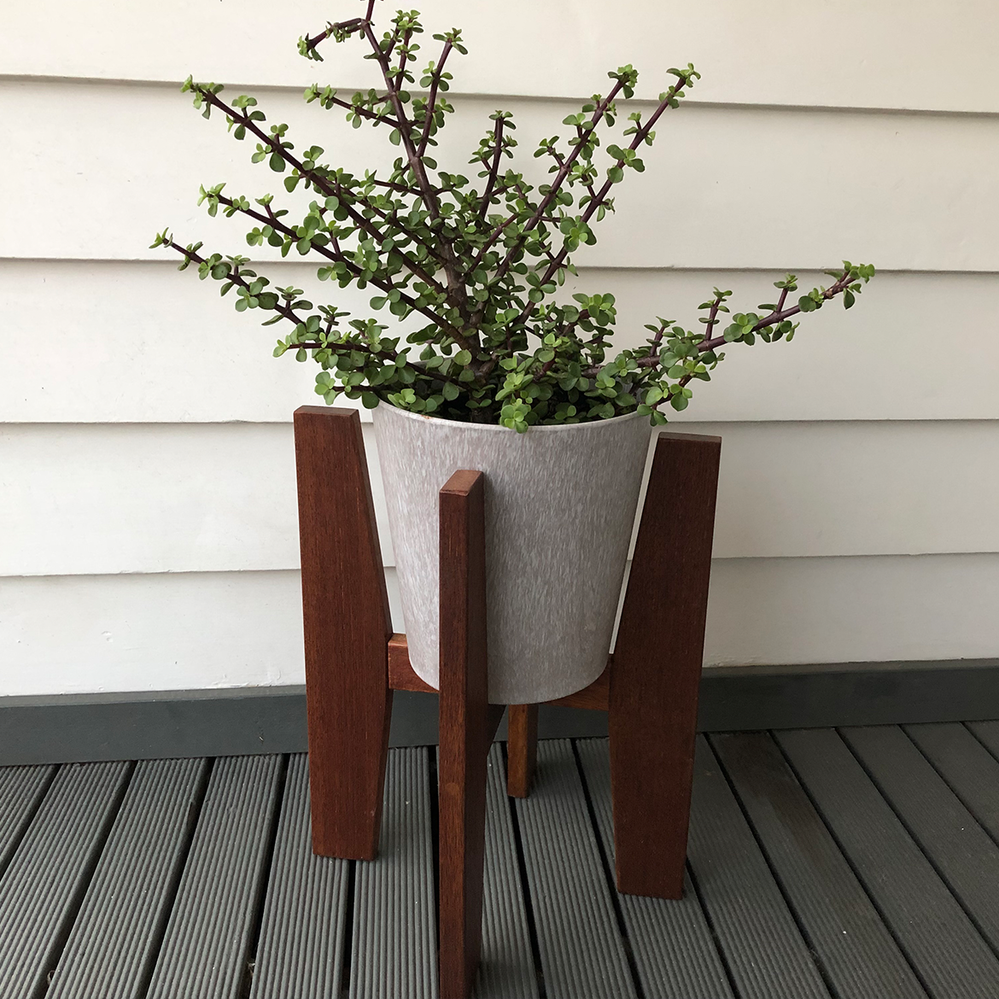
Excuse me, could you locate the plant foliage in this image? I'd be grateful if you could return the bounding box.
[153,1,874,431]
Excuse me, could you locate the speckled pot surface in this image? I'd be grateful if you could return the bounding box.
[372,404,651,704]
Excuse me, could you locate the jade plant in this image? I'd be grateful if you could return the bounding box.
[152,1,873,431]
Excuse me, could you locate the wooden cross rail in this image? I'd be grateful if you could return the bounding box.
[293,405,721,999]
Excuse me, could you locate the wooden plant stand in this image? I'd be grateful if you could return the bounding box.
[293,406,721,999]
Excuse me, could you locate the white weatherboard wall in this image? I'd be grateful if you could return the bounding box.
[2,1,998,697]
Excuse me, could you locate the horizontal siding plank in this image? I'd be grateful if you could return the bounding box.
[4,421,999,578]
[0,761,132,999]
[6,551,999,696]
[2,1,997,114]
[46,758,208,999]
[0,423,394,574]
[776,728,999,999]
[4,82,999,272]
[4,264,998,425]
[145,754,284,999]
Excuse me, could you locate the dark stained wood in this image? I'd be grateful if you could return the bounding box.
[388,635,438,693]
[506,705,539,798]
[293,406,393,861]
[546,663,611,711]
[609,431,721,899]
[436,470,504,999]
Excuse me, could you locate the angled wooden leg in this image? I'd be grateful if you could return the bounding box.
[294,406,393,860]
[609,432,721,898]
[506,704,539,798]
[438,470,504,999]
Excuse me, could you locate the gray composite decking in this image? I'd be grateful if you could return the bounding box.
[3,727,999,998]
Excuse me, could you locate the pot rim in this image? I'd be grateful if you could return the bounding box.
[373,401,647,434]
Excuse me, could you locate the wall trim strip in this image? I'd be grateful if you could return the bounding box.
[3,659,998,766]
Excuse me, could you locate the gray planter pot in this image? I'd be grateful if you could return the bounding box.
[372,403,651,703]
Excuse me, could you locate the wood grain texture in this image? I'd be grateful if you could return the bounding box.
[388,635,437,694]
[610,432,722,898]
[506,705,539,798]
[436,470,505,999]
[294,406,393,860]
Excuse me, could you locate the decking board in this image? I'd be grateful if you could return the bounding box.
[248,753,351,999]
[778,727,999,999]
[3,731,999,999]
[475,744,540,999]
[842,725,999,955]
[349,747,437,999]
[906,722,999,838]
[45,758,207,999]
[144,754,285,999]
[712,731,926,999]
[687,735,830,999]
[514,739,636,999]
[0,764,56,877]
[0,761,131,999]
[576,737,734,999]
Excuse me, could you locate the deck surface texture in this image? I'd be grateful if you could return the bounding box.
[3,725,999,998]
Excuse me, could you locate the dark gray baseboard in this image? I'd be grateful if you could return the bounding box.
[3,658,999,766]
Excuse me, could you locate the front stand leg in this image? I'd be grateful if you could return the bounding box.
[294,407,393,860]
[609,432,721,898]
[438,470,503,999]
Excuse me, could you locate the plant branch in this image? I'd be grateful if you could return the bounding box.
[362,23,440,219]
[417,38,453,159]
[201,191,469,345]
[477,116,505,221]
[491,79,625,285]
[321,93,402,128]
[699,293,724,346]
[300,1,375,57]
[393,26,414,91]
[361,22,475,331]
[509,75,688,333]
[200,87,450,278]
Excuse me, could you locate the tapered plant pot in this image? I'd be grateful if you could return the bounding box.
[372,403,652,703]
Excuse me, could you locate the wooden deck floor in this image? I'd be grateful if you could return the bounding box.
[4,726,999,998]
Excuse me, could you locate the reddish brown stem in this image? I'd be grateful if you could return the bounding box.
[477,116,505,222]
[417,39,453,159]
[491,80,626,287]
[508,76,688,333]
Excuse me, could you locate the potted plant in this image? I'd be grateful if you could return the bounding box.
[152,2,873,704]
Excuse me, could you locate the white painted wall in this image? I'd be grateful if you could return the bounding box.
[2,1,998,695]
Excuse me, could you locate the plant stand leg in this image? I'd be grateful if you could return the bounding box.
[294,406,394,861]
[438,470,504,999]
[609,432,721,899]
[506,704,539,798]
